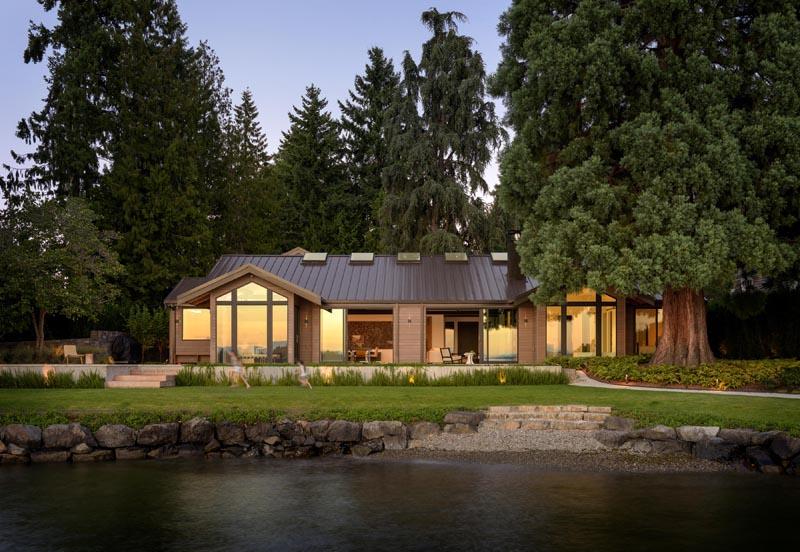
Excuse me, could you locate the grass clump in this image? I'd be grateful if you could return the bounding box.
[0,369,105,389]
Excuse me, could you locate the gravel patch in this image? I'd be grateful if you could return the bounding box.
[410,427,609,453]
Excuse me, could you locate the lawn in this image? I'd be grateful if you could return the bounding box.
[1,385,799,435]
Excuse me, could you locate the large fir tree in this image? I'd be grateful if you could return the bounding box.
[492,1,799,365]
[339,47,400,251]
[273,85,349,252]
[381,9,504,253]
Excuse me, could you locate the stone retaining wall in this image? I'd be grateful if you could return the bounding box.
[1,414,798,475]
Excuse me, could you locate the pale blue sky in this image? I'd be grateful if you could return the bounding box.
[0,1,511,190]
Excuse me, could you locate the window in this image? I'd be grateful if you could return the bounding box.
[215,283,289,363]
[483,309,518,363]
[635,308,662,354]
[320,308,345,362]
[182,308,210,340]
[546,289,617,357]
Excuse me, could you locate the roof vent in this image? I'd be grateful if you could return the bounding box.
[350,252,374,264]
[490,252,508,263]
[445,252,468,263]
[302,252,328,264]
[397,252,420,263]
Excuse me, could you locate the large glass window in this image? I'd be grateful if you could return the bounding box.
[635,308,661,354]
[320,308,345,362]
[215,283,289,363]
[546,289,617,357]
[182,308,210,340]
[483,309,518,363]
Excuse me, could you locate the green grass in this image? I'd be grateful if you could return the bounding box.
[1,385,799,435]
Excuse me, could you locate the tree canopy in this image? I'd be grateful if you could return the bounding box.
[492,0,799,364]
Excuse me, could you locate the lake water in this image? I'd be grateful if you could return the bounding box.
[1,457,798,551]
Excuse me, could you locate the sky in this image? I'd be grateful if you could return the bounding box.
[0,0,512,192]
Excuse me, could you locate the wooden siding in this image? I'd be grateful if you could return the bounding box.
[397,304,424,363]
[518,303,536,364]
[534,306,547,363]
[616,298,627,356]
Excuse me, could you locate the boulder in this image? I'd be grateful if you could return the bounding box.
[95,425,136,448]
[327,420,361,442]
[620,439,653,454]
[603,416,636,432]
[216,421,247,446]
[0,453,30,464]
[72,450,115,462]
[178,444,205,458]
[264,435,281,446]
[363,421,405,440]
[245,422,274,443]
[409,422,441,440]
[676,426,720,442]
[770,433,800,460]
[242,448,261,459]
[7,443,29,456]
[204,438,222,454]
[115,447,148,461]
[0,440,6,454]
[147,445,179,459]
[444,423,477,435]
[220,445,246,458]
[650,440,693,456]
[718,428,757,446]
[308,420,331,439]
[71,443,93,455]
[752,430,783,446]
[694,438,739,461]
[351,444,374,457]
[630,425,677,441]
[276,419,300,439]
[181,418,215,444]
[43,423,97,449]
[4,424,42,450]
[383,434,408,450]
[443,411,484,426]
[746,447,782,474]
[593,430,629,449]
[31,450,71,463]
[137,423,179,447]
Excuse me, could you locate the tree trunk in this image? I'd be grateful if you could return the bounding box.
[32,309,47,354]
[651,287,715,366]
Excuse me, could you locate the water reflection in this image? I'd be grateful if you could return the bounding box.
[1,457,798,551]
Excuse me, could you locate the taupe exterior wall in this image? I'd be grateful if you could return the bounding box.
[517,303,536,364]
[397,304,425,363]
[297,300,320,364]
[172,308,211,364]
[616,298,627,356]
[534,305,547,363]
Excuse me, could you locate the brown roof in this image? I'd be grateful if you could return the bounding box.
[164,254,536,304]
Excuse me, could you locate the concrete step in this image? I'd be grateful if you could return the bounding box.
[480,405,613,431]
[106,380,174,388]
[129,368,180,376]
[115,374,175,382]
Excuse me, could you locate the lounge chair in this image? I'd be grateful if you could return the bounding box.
[440,347,464,364]
[62,344,85,364]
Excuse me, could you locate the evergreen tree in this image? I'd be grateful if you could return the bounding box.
[381,9,504,253]
[492,1,799,365]
[273,85,349,252]
[339,47,400,251]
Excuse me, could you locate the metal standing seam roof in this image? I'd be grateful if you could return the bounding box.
[172,254,538,304]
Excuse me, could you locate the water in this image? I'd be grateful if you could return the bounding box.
[1,457,798,551]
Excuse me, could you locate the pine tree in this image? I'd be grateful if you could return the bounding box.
[339,47,400,251]
[492,1,800,365]
[273,85,348,252]
[381,9,504,253]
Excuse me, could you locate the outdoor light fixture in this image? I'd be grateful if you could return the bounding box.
[524,316,528,327]
[407,316,412,325]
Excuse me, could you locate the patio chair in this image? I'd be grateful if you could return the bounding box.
[62,344,85,364]
[440,347,464,364]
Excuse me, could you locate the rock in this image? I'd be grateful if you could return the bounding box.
[216,421,247,446]
[603,416,636,432]
[383,434,408,450]
[8,443,29,456]
[116,447,148,461]
[204,438,221,453]
[694,438,739,461]
[444,423,477,435]
[137,423,179,447]
[746,447,782,474]
[630,425,677,441]
[620,439,653,454]
[0,440,6,454]
[409,422,441,440]
[718,428,757,446]
[650,440,693,456]
[752,430,783,446]
[221,446,246,458]
[362,421,405,440]
[276,419,300,439]
[72,450,115,462]
[351,444,374,457]
[593,430,629,448]
[177,444,205,458]
[0,453,30,464]
[308,420,330,439]
[31,450,71,463]
[95,425,136,448]
[43,423,97,449]
[242,448,261,459]
[676,426,720,442]
[71,443,93,455]
[443,411,484,426]
[327,420,361,442]
[264,435,281,446]
[181,418,215,444]
[245,422,274,443]
[4,424,42,450]
[316,443,342,456]
[769,433,800,460]
[147,445,179,459]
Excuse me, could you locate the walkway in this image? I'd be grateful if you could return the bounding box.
[569,370,800,399]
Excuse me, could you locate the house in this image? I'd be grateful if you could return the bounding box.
[165,250,662,365]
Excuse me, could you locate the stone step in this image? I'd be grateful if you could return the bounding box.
[487,405,612,414]
[480,419,604,431]
[129,368,180,376]
[115,374,175,382]
[106,379,174,388]
[485,411,609,422]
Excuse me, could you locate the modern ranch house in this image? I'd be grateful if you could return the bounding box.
[165,250,663,365]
